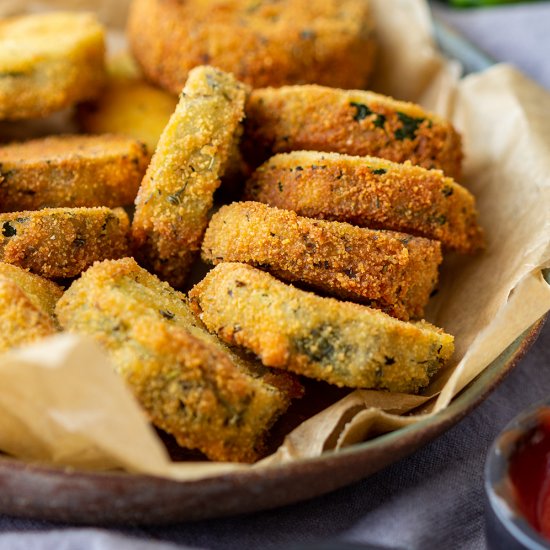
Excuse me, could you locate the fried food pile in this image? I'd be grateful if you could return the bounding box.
[0,3,484,462]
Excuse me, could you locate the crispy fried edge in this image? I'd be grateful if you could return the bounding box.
[131,65,248,288]
[0,134,149,210]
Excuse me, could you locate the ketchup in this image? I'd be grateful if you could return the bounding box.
[509,410,550,539]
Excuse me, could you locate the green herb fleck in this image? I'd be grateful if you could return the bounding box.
[343,268,356,279]
[0,71,27,78]
[350,102,372,121]
[2,222,16,237]
[278,181,284,192]
[349,102,386,127]
[167,182,188,205]
[300,29,315,40]
[373,114,386,128]
[442,185,454,197]
[159,309,175,320]
[295,325,336,362]
[371,168,387,175]
[395,112,424,140]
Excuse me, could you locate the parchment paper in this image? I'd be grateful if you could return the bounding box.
[0,0,549,479]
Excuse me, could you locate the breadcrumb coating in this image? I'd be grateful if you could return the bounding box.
[189,263,454,393]
[245,152,483,253]
[56,257,298,462]
[202,201,441,320]
[0,207,130,278]
[0,278,58,353]
[0,262,63,319]
[0,12,106,120]
[128,0,376,93]
[132,65,247,288]
[243,85,463,179]
[0,134,149,211]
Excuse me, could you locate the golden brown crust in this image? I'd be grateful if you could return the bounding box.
[202,201,441,320]
[0,12,106,120]
[0,262,63,319]
[131,65,248,288]
[77,75,178,154]
[0,135,149,211]
[0,277,58,353]
[0,207,130,278]
[245,152,483,254]
[56,257,296,463]
[127,0,376,93]
[189,263,454,393]
[243,85,463,179]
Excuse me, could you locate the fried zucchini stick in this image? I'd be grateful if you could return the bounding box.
[132,65,247,287]
[189,263,454,393]
[128,0,376,92]
[245,152,483,253]
[0,12,105,120]
[0,135,149,211]
[243,85,462,179]
[0,207,130,278]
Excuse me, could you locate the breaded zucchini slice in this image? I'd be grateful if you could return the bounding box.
[132,65,248,288]
[56,257,297,463]
[245,152,483,254]
[243,85,463,179]
[202,202,441,320]
[0,135,149,211]
[77,72,178,154]
[189,263,454,393]
[0,278,58,353]
[0,207,130,278]
[128,0,376,93]
[0,262,63,319]
[0,12,106,120]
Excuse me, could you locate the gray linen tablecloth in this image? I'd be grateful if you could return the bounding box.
[0,2,549,549]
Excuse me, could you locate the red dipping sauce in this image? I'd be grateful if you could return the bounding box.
[509,410,550,540]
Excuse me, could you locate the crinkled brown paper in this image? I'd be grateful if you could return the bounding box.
[0,0,549,478]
